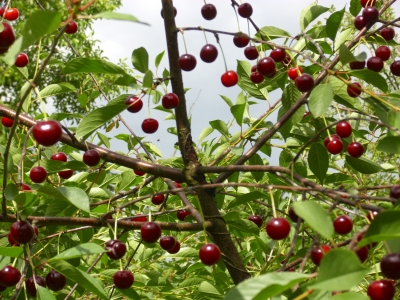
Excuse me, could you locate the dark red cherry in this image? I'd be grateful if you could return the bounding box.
[355,246,369,262]
[244,46,258,60]
[336,121,352,138]
[1,117,14,127]
[238,3,253,18]
[333,215,353,235]
[152,194,165,205]
[294,74,314,92]
[390,186,400,200]
[380,253,400,279]
[349,60,366,70]
[324,134,341,148]
[0,22,16,48]
[142,118,159,134]
[134,169,146,176]
[361,0,376,7]
[251,65,257,72]
[83,149,101,166]
[288,66,303,80]
[362,7,379,23]
[367,210,379,222]
[288,206,300,223]
[141,222,162,243]
[375,46,391,61]
[159,236,176,251]
[248,215,263,227]
[177,209,190,221]
[46,270,67,291]
[7,232,18,246]
[14,53,29,68]
[10,221,34,244]
[162,93,179,109]
[347,82,362,97]
[26,276,46,298]
[30,166,47,183]
[367,280,395,300]
[131,215,147,222]
[59,170,73,179]
[354,16,368,30]
[125,96,143,113]
[327,139,343,155]
[105,240,127,260]
[113,270,134,290]
[0,265,21,287]
[167,240,181,254]
[311,245,331,266]
[380,27,395,41]
[221,70,238,87]
[390,61,400,77]
[266,218,290,240]
[21,183,31,191]
[0,46,9,54]
[161,6,177,19]
[178,54,197,71]
[51,152,67,162]
[347,142,364,158]
[270,48,286,62]
[200,44,218,63]
[201,4,217,20]
[257,57,276,77]
[32,120,63,147]
[65,21,78,34]
[199,243,221,265]
[250,72,264,84]
[233,34,250,48]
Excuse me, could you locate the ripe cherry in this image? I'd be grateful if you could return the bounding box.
[125,96,143,113]
[32,120,63,147]
[380,27,395,41]
[162,93,179,109]
[26,276,46,298]
[288,206,301,223]
[200,44,218,63]
[0,265,21,287]
[251,65,257,72]
[5,8,18,21]
[270,48,286,62]
[0,22,16,48]
[362,7,379,23]
[30,166,47,183]
[336,121,352,138]
[51,152,67,162]
[159,236,176,251]
[1,117,13,127]
[201,4,217,20]
[131,215,147,222]
[244,46,258,60]
[349,60,366,70]
[83,149,101,166]
[10,221,34,244]
[257,57,276,77]
[390,61,400,77]
[142,118,159,134]
[375,46,391,61]
[152,194,165,205]
[178,54,197,71]
[58,169,73,179]
[390,186,400,200]
[367,280,395,300]
[347,82,362,97]
[367,210,379,222]
[14,53,29,68]
[233,34,250,48]
[333,215,353,235]
[380,253,400,279]
[161,6,177,19]
[134,169,146,176]
[288,66,303,80]
[360,0,376,7]
[113,270,134,290]
[248,215,263,227]
[347,142,364,158]
[354,16,368,30]
[295,74,314,92]
[250,72,264,84]
[324,134,341,148]
[199,243,221,265]
[265,68,276,78]
[141,221,162,243]
[65,21,78,34]
[221,70,238,87]
[0,7,4,17]
[311,245,331,266]
[46,270,67,291]
[8,232,18,246]
[105,240,127,260]
[327,139,343,155]
[167,240,181,254]
[367,56,384,72]
[177,209,190,221]
[355,246,369,262]
[21,183,31,191]
[0,47,8,54]
[266,218,290,240]
[238,3,253,18]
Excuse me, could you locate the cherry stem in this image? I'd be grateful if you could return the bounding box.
[322,116,331,139]
[216,35,228,72]
[231,3,241,32]
[200,27,209,44]
[269,188,277,218]
[247,203,254,216]
[180,30,188,54]
[114,210,119,240]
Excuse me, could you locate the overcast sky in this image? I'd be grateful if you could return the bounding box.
[91,0,399,159]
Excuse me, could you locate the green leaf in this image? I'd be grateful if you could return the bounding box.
[310,249,368,291]
[198,127,214,142]
[142,70,153,88]
[326,7,346,41]
[227,191,266,209]
[223,272,310,300]
[329,76,361,110]
[332,292,369,300]
[339,44,358,66]
[39,83,76,98]
[226,219,260,237]
[334,28,352,50]
[37,285,57,300]
[0,247,23,258]
[377,136,400,153]
[231,103,246,126]
[97,132,110,149]
[92,11,148,25]
[256,26,291,39]
[131,47,149,73]
[48,243,105,262]
[220,95,233,107]
[282,82,301,110]
[345,155,383,174]
[209,120,229,139]
[293,201,334,238]
[309,83,333,118]
[47,260,108,300]
[37,186,90,213]
[349,0,362,17]
[237,60,269,100]
[249,154,264,182]
[76,94,129,138]
[198,281,222,297]
[33,160,87,173]
[300,3,329,31]
[349,69,388,92]
[155,51,165,68]
[62,58,126,75]
[4,183,18,201]
[308,143,329,184]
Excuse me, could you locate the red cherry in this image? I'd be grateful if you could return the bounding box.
[46,270,67,291]
[257,57,276,77]
[141,222,161,243]
[162,93,179,109]
[288,206,301,223]
[159,236,176,251]
[367,280,395,300]
[362,6,379,23]
[390,61,400,76]
[65,21,78,34]
[113,270,134,290]
[250,72,264,84]
[375,46,391,61]
[21,183,31,191]
[282,54,292,66]
[167,240,181,254]
[30,166,47,183]
[238,3,253,18]
[0,46,8,54]
[201,4,217,20]
[105,240,127,260]
[380,27,395,41]
[347,142,364,158]
[324,134,341,148]
[32,120,63,147]
[161,6,177,19]
[221,70,238,87]
[303,111,310,118]
[1,117,14,127]
[7,232,19,246]
[354,15,368,30]
[200,44,218,63]
[233,34,250,48]
[336,121,352,138]
[59,169,74,179]
[199,243,221,265]
[131,215,147,222]
[266,218,290,240]
[125,96,143,113]
[355,246,369,262]
[295,74,314,92]
[333,215,353,235]
[152,194,165,205]
[248,215,263,227]
[10,221,34,244]
[134,169,146,176]
[177,209,190,221]
[367,56,384,72]
[288,66,303,80]
[265,68,276,78]
[0,265,21,287]
[5,8,18,21]
[349,60,366,70]
[141,118,159,134]
[347,82,362,97]
[244,46,258,60]
[178,54,197,71]
[367,210,379,222]
[0,7,4,17]
[26,276,46,298]
[360,0,376,7]
[83,149,101,166]
[327,139,343,155]
[14,53,29,68]
[51,152,67,162]
[311,245,331,266]
[270,48,286,62]
[380,253,400,279]
[251,65,257,72]
[170,181,182,195]
[0,22,16,48]
[390,186,400,199]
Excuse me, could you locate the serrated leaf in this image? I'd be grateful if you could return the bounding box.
[326,7,345,41]
[131,47,149,73]
[37,285,57,300]
[334,28,352,50]
[198,281,222,296]
[228,191,266,209]
[48,243,105,262]
[282,82,301,110]
[155,51,165,68]
[209,120,229,139]
[345,155,383,174]
[62,58,126,75]
[376,136,400,153]
[309,83,333,118]
[349,0,362,17]
[143,70,153,88]
[0,247,23,258]
[308,143,329,184]
[199,127,214,142]
[256,26,291,39]
[37,186,90,213]
[116,170,136,192]
[226,219,260,237]
[92,11,148,25]
[349,69,388,92]
[300,3,329,31]
[179,277,205,288]
[39,83,76,98]
[97,132,110,149]
[231,103,246,126]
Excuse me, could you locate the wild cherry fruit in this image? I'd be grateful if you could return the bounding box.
[347,82,362,97]
[288,206,301,223]
[367,280,395,300]
[354,16,368,30]
[142,118,159,134]
[105,240,127,260]
[244,46,258,60]
[162,93,179,109]
[375,46,391,61]
[390,186,400,200]
[21,183,31,191]
[380,27,395,41]
[221,70,238,87]
[65,21,78,34]
[5,8,19,21]
[200,44,218,63]
[362,7,379,23]
[0,265,21,287]
[347,142,364,158]
[131,215,147,222]
[327,139,343,155]
[46,270,67,291]
[201,4,217,20]
[367,56,384,72]
[178,54,197,71]
[160,236,176,251]
[141,221,162,243]
[295,74,314,92]
[30,166,47,183]
[14,53,29,68]
[266,218,290,240]
[10,221,34,244]
[134,169,145,176]
[333,215,353,235]
[380,253,400,279]
[0,22,16,48]
[355,246,369,262]
[152,194,165,205]
[199,243,221,265]
[233,34,250,48]
[1,117,13,127]
[257,57,276,77]
[288,66,303,80]
[0,47,8,54]
[161,6,177,19]
[0,7,4,17]
[367,210,379,222]
[32,120,62,147]
[349,60,366,70]
[248,215,263,227]
[59,170,73,179]
[177,209,190,221]
[167,240,181,254]
[311,245,331,266]
[251,65,257,72]
[51,152,67,162]
[324,134,341,148]
[390,61,400,77]
[113,270,134,290]
[26,276,46,298]
[8,232,18,246]
[270,48,286,62]
[238,3,253,18]
[83,149,101,166]
[250,72,264,84]
[336,121,352,138]
[125,96,143,113]
[361,0,376,7]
